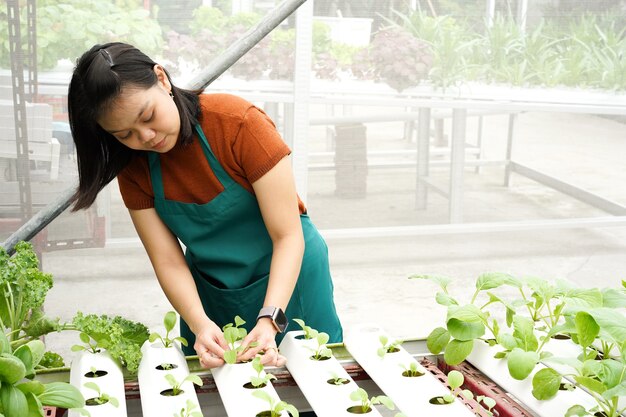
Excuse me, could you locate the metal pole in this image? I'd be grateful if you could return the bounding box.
[1,0,307,255]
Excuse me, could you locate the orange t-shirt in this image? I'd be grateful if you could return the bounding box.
[117,93,306,213]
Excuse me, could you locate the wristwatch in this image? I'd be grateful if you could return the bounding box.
[257,306,288,333]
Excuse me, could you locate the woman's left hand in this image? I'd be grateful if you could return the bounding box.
[238,318,286,367]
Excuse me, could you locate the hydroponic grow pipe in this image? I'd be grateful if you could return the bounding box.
[1,0,306,255]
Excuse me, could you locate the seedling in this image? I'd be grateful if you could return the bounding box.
[149,311,188,348]
[457,388,497,416]
[327,371,349,385]
[83,381,119,407]
[400,362,424,377]
[292,318,318,340]
[430,370,465,405]
[71,332,101,354]
[84,365,107,378]
[222,315,253,364]
[173,399,203,417]
[252,389,299,417]
[249,356,276,388]
[348,388,394,414]
[306,332,332,360]
[161,373,203,396]
[377,335,402,358]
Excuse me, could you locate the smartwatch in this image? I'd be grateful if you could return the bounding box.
[257,306,288,333]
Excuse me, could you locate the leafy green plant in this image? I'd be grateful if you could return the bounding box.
[149,311,188,348]
[327,371,349,385]
[292,318,319,340]
[400,362,424,377]
[83,381,119,407]
[249,356,276,388]
[222,315,253,364]
[71,332,101,354]
[162,373,203,397]
[348,387,395,414]
[307,332,332,361]
[377,335,402,358]
[251,389,299,417]
[532,309,626,417]
[173,399,203,417]
[0,325,86,417]
[430,370,466,405]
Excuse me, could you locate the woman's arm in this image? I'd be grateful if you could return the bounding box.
[129,207,228,367]
[239,156,304,363]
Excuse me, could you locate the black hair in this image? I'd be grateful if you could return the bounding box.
[68,42,202,210]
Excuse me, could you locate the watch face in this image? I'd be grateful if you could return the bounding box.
[274,308,288,332]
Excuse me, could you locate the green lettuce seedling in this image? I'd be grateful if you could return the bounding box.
[292,318,318,340]
[83,381,119,407]
[222,315,250,364]
[149,311,188,348]
[252,389,299,417]
[71,332,101,354]
[328,371,349,385]
[164,373,203,396]
[173,399,203,417]
[349,387,395,413]
[377,335,402,358]
[307,332,332,360]
[250,356,276,388]
[431,370,465,405]
[400,362,424,377]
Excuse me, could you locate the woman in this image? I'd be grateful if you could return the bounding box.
[68,42,343,368]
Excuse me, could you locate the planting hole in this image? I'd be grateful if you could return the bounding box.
[85,397,109,406]
[429,396,453,405]
[552,334,571,340]
[346,405,372,414]
[243,382,266,389]
[256,411,296,417]
[160,388,184,396]
[401,370,425,377]
[559,382,576,391]
[84,370,107,378]
[309,355,331,361]
[386,346,400,354]
[155,363,178,371]
[326,378,350,385]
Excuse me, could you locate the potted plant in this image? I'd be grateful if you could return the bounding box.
[138,311,202,417]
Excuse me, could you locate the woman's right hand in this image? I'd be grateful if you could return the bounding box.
[194,320,229,368]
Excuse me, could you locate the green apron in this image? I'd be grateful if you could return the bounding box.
[148,125,342,354]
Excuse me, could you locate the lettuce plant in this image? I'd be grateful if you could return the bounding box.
[348,388,394,414]
[251,389,299,417]
[83,381,119,407]
[222,315,252,364]
[400,362,424,377]
[163,374,203,397]
[327,372,348,385]
[149,311,188,349]
[377,335,402,358]
[0,325,85,417]
[292,318,318,340]
[307,332,332,361]
[249,356,276,388]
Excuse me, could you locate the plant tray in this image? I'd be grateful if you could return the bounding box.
[437,359,534,417]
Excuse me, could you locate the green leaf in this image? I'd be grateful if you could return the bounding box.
[0,385,29,417]
[512,316,538,352]
[447,370,464,390]
[375,395,395,410]
[0,354,27,384]
[447,319,485,341]
[164,311,177,332]
[408,274,453,292]
[507,348,539,380]
[587,308,626,344]
[574,312,599,348]
[498,333,518,350]
[444,339,473,365]
[574,376,606,395]
[252,389,272,403]
[223,349,237,364]
[0,328,10,355]
[16,380,45,396]
[601,381,626,401]
[565,405,589,417]
[475,272,513,291]
[25,391,44,417]
[531,368,561,400]
[426,327,450,354]
[435,292,458,306]
[12,346,34,377]
[600,288,626,308]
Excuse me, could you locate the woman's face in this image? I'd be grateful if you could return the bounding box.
[97,65,180,153]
